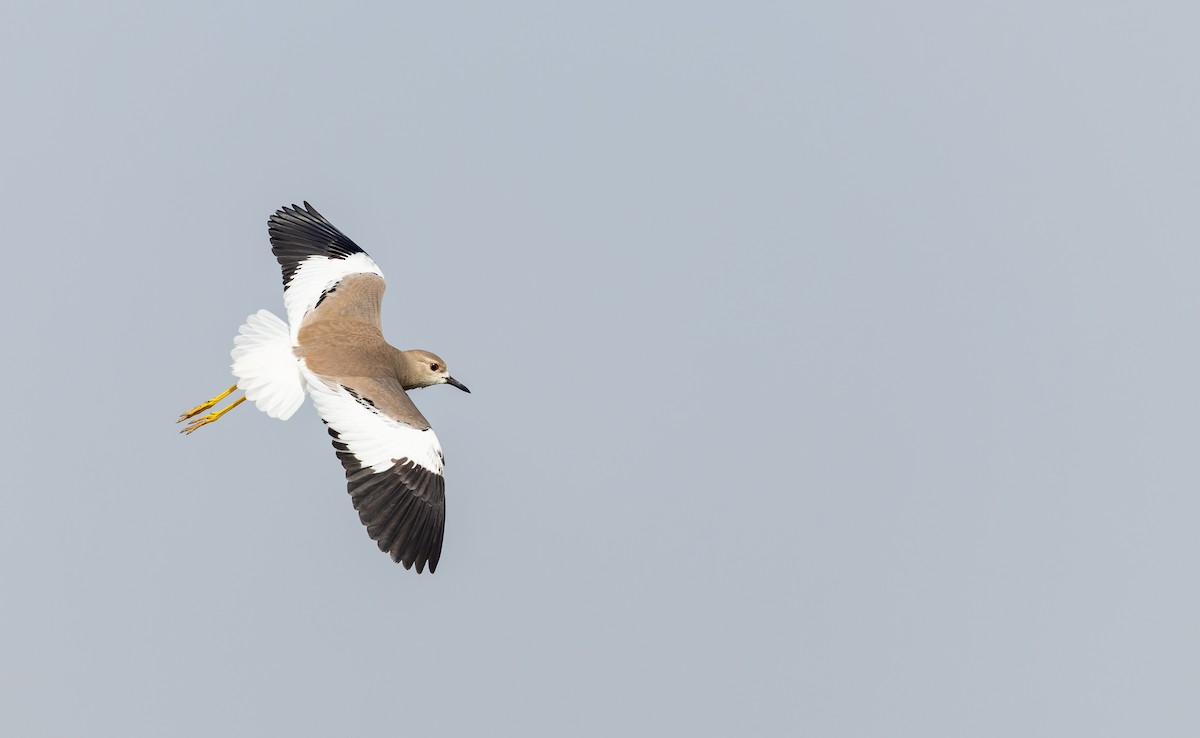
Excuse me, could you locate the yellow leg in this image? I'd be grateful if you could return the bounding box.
[180,396,247,435]
[178,383,239,422]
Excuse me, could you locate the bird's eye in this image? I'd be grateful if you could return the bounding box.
[430,363,440,371]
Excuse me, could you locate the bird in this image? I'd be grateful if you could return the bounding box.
[178,202,470,573]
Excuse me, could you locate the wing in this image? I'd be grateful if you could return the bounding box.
[268,202,385,344]
[300,366,447,573]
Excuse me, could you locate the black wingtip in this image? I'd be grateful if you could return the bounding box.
[329,428,446,574]
[268,202,367,287]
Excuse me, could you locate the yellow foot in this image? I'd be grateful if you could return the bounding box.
[180,411,220,435]
[178,384,239,422]
[179,395,246,434]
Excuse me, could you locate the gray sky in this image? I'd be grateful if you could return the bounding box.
[3,2,1199,736]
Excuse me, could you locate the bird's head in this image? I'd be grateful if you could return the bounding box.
[402,349,470,393]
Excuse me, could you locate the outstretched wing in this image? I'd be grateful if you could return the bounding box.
[300,365,447,573]
[268,202,385,343]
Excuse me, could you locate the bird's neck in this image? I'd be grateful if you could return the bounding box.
[393,349,432,391]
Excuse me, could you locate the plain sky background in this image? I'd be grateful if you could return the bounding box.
[3,1,1199,736]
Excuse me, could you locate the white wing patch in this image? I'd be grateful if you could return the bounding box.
[283,252,384,344]
[299,365,445,476]
[231,310,307,420]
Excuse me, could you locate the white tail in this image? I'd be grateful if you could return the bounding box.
[231,310,306,420]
